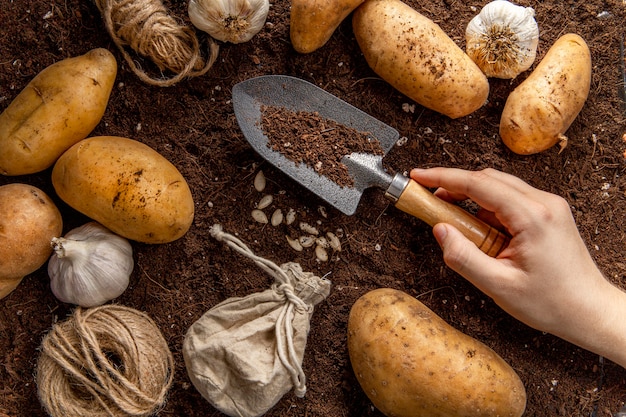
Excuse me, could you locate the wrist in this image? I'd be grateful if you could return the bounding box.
[556,277,626,368]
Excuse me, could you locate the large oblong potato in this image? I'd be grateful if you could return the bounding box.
[51,136,194,244]
[348,288,526,417]
[0,183,63,299]
[0,48,117,176]
[499,33,591,155]
[353,0,489,119]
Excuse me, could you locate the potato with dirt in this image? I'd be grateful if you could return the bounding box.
[290,0,365,53]
[499,33,592,155]
[0,48,117,176]
[51,136,194,244]
[348,288,527,417]
[352,0,489,119]
[0,183,63,299]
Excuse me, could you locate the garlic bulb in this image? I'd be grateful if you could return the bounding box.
[48,222,134,308]
[466,0,539,79]
[188,0,270,44]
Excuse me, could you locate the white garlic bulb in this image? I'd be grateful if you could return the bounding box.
[48,222,134,308]
[466,0,539,79]
[188,0,270,44]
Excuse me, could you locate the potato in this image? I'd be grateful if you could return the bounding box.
[352,0,489,119]
[0,183,63,299]
[51,136,194,244]
[0,48,117,176]
[499,34,592,155]
[348,288,526,417]
[290,0,365,54]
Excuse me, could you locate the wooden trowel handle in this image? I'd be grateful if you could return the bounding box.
[392,178,509,257]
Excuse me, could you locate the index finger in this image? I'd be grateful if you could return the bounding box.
[410,167,540,221]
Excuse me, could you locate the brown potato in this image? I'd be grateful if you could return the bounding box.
[0,48,117,175]
[51,136,194,244]
[499,33,592,155]
[0,183,63,299]
[290,0,365,54]
[352,0,489,118]
[348,288,526,417]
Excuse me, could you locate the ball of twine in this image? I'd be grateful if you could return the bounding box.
[36,304,175,417]
[95,0,219,87]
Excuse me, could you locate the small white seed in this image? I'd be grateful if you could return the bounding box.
[285,208,296,225]
[318,206,327,218]
[299,235,316,248]
[286,235,303,251]
[251,209,268,224]
[254,170,266,192]
[315,237,329,248]
[271,209,283,226]
[299,222,319,235]
[326,232,341,251]
[257,194,273,209]
[315,245,329,262]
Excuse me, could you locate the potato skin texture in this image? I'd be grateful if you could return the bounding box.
[0,48,117,176]
[352,0,489,119]
[499,34,591,155]
[0,184,63,299]
[290,0,365,54]
[348,288,526,417]
[51,136,194,244]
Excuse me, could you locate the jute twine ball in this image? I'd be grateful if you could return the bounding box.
[94,0,219,87]
[36,305,174,417]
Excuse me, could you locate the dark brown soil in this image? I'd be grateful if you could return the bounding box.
[1,1,625,416]
[262,105,384,187]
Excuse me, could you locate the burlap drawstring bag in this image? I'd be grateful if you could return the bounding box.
[183,225,331,417]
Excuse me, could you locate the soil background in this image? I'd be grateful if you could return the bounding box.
[1,0,626,416]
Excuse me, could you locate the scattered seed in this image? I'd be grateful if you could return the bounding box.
[299,235,316,248]
[326,232,341,251]
[285,208,296,225]
[318,206,327,218]
[299,222,319,235]
[257,194,273,209]
[251,209,268,224]
[286,235,303,251]
[271,209,283,226]
[315,245,329,262]
[316,237,329,248]
[254,170,266,192]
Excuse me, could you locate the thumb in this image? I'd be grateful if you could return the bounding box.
[432,223,499,291]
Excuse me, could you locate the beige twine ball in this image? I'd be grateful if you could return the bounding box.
[36,305,174,417]
[94,0,219,87]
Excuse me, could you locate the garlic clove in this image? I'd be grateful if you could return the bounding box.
[188,0,270,44]
[465,0,539,79]
[48,222,134,308]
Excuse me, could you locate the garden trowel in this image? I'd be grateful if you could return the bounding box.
[232,75,508,257]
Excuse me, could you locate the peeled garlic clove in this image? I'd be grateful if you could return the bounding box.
[465,0,539,79]
[48,222,133,308]
[188,0,270,44]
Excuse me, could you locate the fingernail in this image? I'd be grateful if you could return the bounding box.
[432,223,448,245]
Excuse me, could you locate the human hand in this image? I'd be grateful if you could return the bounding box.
[410,167,626,367]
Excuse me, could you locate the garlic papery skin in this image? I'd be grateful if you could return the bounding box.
[48,222,134,308]
[188,0,270,44]
[465,0,539,79]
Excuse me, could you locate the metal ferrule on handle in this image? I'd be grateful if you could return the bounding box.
[384,173,410,203]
